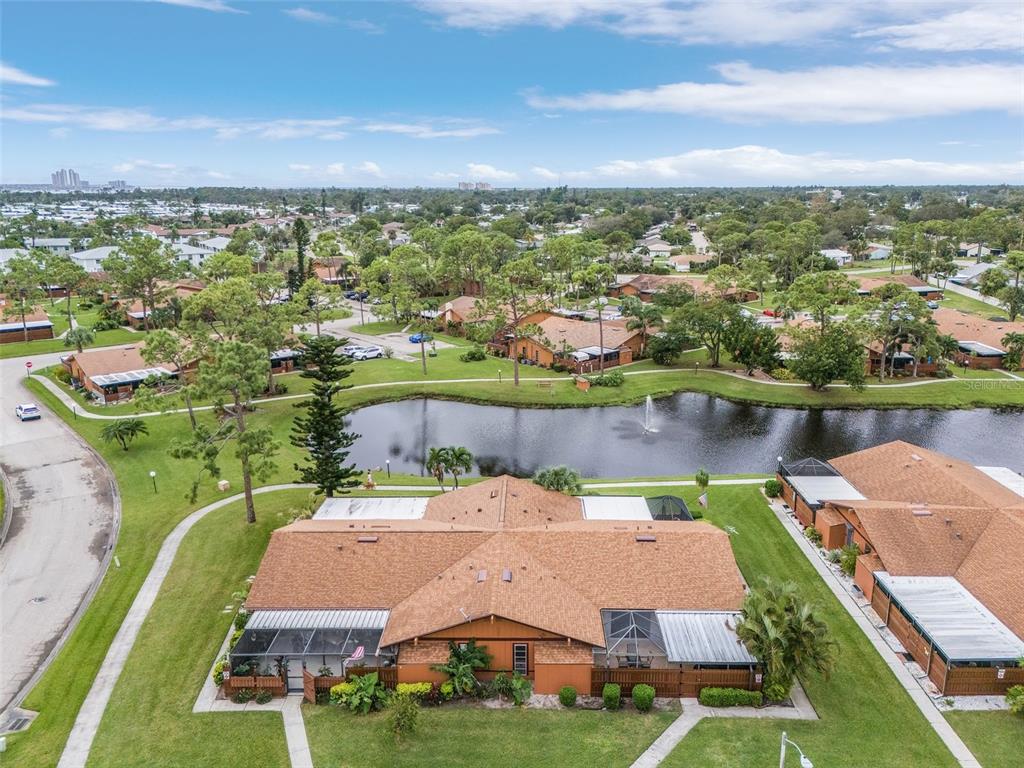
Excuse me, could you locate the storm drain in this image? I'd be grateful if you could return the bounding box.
[30,596,47,604]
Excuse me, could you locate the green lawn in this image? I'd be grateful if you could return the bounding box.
[604,485,959,768]
[944,711,1023,768]
[937,290,1003,319]
[351,320,408,335]
[303,706,677,768]
[0,296,143,360]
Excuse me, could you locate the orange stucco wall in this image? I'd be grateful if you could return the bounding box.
[534,664,592,695]
[396,664,448,685]
[854,556,877,599]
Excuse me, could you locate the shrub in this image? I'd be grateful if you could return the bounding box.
[839,543,860,577]
[229,628,244,649]
[459,345,487,362]
[342,672,387,714]
[602,683,621,710]
[492,672,514,699]
[763,479,783,497]
[382,346,394,359]
[232,688,256,704]
[698,687,763,707]
[92,318,121,332]
[1007,684,1024,716]
[233,609,250,631]
[825,549,842,564]
[54,367,72,385]
[255,689,273,704]
[211,656,229,686]
[315,690,331,705]
[804,526,823,546]
[385,693,419,742]
[632,684,655,713]
[558,686,577,708]
[329,681,355,705]
[439,681,455,701]
[551,363,569,373]
[770,367,796,381]
[762,683,788,702]
[586,370,624,387]
[396,682,433,700]
[274,382,289,395]
[509,673,532,706]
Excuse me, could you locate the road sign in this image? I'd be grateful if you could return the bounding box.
[25,361,33,369]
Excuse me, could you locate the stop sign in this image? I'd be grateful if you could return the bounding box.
[25,362,32,369]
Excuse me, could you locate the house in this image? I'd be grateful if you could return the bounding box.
[777,441,1024,696]
[122,280,205,329]
[638,237,672,259]
[70,245,120,272]
[820,248,853,267]
[440,295,488,327]
[931,309,1024,370]
[951,262,997,287]
[199,236,232,253]
[23,237,73,255]
[513,314,643,372]
[609,274,758,303]
[958,243,1001,260]
[0,247,29,267]
[0,300,54,344]
[864,244,892,261]
[237,476,761,699]
[855,275,943,301]
[64,344,181,402]
[667,253,714,273]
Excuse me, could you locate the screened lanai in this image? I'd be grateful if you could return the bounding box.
[597,610,757,670]
[229,610,395,677]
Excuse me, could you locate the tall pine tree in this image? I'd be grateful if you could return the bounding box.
[291,335,361,496]
[289,217,311,293]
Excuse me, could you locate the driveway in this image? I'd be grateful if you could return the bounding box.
[309,300,455,361]
[0,350,118,717]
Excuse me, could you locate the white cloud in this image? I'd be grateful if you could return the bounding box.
[587,145,1023,184]
[283,7,337,24]
[430,171,461,179]
[363,121,500,139]
[466,163,517,181]
[155,0,246,13]
[48,127,71,139]
[527,62,1023,123]
[532,166,559,180]
[326,163,346,176]
[288,163,313,171]
[358,161,384,177]
[0,62,56,87]
[345,19,385,34]
[113,159,178,172]
[857,5,1023,51]
[206,170,231,179]
[418,1,858,45]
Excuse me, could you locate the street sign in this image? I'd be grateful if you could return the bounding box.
[25,361,33,369]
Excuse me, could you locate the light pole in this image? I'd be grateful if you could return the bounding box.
[149,470,158,494]
[777,455,784,472]
[779,731,813,768]
[596,297,608,374]
[385,459,391,479]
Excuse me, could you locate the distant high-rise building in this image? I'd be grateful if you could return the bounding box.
[50,168,83,189]
[107,180,128,190]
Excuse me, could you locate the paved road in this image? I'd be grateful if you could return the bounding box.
[0,350,119,717]
[301,299,455,361]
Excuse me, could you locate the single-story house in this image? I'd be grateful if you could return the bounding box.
[513,314,643,372]
[609,274,757,304]
[951,262,997,287]
[23,237,74,255]
[820,248,853,267]
[238,476,762,699]
[0,301,54,344]
[864,340,940,378]
[863,244,892,261]
[123,280,205,329]
[638,237,672,258]
[932,309,1024,370]
[667,253,714,273]
[65,344,181,402]
[958,243,1002,260]
[855,275,943,301]
[777,441,1024,696]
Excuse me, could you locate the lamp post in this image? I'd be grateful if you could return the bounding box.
[596,297,608,374]
[777,455,784,472]
[385,459,391,479]
[149,470,158,494]
[779,731,813,768]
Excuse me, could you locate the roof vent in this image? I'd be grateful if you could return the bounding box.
[502,568,512,582]
[357,535,379,543]
[490,490,498,499]
[635,535,657,542]
[910,454,922,461]
[911,509,932,517]
[476,569,487,582]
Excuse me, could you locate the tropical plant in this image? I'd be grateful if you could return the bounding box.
[63,326,95,353]
[533,465,583,495]
[839,543,860,577]
[425,447,449,490]
[695,467,710,510]
[432,640,492,696]
[736,579,837,697]
[445,446,473,489]
[340,672,386,714]
[99,418,149,451]
[1001,332,1024,371]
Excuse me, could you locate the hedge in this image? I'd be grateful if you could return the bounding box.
[698,687,763,707]
[559,686,577,708]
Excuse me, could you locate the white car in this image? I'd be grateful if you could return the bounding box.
[351,346,384,360]
[15,403,42,421]
[340,344,363,357]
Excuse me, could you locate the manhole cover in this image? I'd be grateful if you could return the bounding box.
[30,596,47,604]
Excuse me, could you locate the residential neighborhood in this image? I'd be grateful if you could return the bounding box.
[1,3,1022,768]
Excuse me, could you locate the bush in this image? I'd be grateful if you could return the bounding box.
[255,689,273,704]
[232,688,256,704]
[551,363,569,373]
[763,479,782,497]
[383,346,394,359]
[602,683,621,710]
[396,682,433,700]
[385,693,419,741]
[329,681,355,705]
[804,526,823,546]
[770,367,796,381]
[558,686,577,708]
[459,345,487,362]
[274,381,289,395]
[342,672,387,714]
[92,319,121,332]
[762,683,788,702]
[1007,684,1024,716]
[839,543,860,577]
[825,549,842,564]
[698,687,763,707]
[54,367,72,385]
[439,681,455,701]
[586,370,624,387]
[211,656,229,686]
[229,628,244,649]
[632,684,655,713]
[315,690,331,705]
[233,609,250,631]
[509,673,532,706]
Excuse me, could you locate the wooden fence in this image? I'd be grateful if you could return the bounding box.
[224,675,286,697]
[303,667,398,703]
[590,667,760,698]
[944,666,1024,696]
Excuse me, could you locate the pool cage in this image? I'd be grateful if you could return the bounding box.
[599,610,668,669]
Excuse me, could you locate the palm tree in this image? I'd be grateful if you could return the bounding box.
[64,326,94,353]
[532,465,582,495]
[621,296,663,353]
[99,418,149,451]
[695,468,710,509]
[736,579,837,699]
[1001,331,1024,371]
[445,446,473,489]
[425,447,449,491]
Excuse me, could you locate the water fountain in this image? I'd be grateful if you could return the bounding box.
[642,395,658,433]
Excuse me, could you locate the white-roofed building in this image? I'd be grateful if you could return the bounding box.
[580,496,653,521]
[313,497,429,520]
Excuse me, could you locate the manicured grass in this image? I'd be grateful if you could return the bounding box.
[0,328,140,359]
[937,291,1003,319]
[600,485,959,768]
[351,320,408,335]
[944,711,1024,768]
[303,705,678,768]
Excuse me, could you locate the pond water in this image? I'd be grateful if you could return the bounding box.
[346,395,1024,479]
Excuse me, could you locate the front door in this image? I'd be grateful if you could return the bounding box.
[286,657,305,692]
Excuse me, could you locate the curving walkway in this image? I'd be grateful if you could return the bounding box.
[0,351,120,723]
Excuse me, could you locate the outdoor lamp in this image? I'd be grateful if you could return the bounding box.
[149,470,157,494]
[779,731,813,768]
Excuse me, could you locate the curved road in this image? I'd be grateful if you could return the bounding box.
[0,350,119,719]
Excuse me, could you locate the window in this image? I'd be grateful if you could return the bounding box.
[512,643,528,675]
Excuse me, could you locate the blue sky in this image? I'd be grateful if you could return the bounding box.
[1,1,1022,187]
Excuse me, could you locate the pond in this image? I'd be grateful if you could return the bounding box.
[346,395,1024,479]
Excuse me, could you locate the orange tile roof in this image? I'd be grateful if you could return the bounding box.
[932,308,1024,353]
[855,275,930,292]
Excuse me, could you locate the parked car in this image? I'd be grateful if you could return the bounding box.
[926,300,939,309]
[14,403,42,421]
[409,332,433,344]
[351,345,384,360]
[343,290,369,301]
[340,343,363,356]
